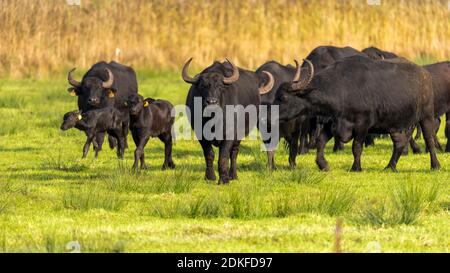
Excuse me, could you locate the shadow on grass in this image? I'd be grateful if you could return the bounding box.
[7,172,103,182]
[0,146,41,152]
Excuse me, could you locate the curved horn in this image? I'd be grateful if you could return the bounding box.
[102,68,114,88]
[259,71,275,94]
[181,57,199,84]
[292,59,301,82]
[291,59,314,92]
[222,58,239,84]
[68,68,81,87]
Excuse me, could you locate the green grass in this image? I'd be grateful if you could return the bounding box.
[0,73,449,253]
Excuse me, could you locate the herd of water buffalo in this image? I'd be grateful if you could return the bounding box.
[60,45,450,184]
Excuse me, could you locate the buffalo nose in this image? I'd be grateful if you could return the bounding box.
[88,98,99,104]
[206,97,218,105]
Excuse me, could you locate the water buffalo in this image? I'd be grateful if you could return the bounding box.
[274,56,440,172]
[66,61,138,154]
[126,94,175,170]
[256,60,306,169]
[60,107,126,159]
[182,58,274,184]
[363,47,449,152]
[301,46,367,151]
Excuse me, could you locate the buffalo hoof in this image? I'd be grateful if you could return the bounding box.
[316,160,330,172]
[350,165,362,172]
[228,170,238,180]
[162,162,176,170]
[108,138,117,150]
[140,164,149,170]
[384,166,398,172]
[431,163,441,170]
[218,177,230,185]
[205,172,216,181]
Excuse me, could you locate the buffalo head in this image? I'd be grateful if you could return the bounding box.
[125,94,153,116]
[67,67,115,107]
[274,59,315,122]
[60,110,82,131]
[182,58,274,107]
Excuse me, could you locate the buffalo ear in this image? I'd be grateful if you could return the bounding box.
[143,98,155,107]
[68,87,78,96]
[107,88,117,98]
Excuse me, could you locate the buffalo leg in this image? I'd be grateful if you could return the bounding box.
[218,141,234,184]
[229,141,240,180]
[364,134,375,147]
[266,150,276,170]
[264,136,277,170]
[200,140,216,181]
[315,123,332,171]
[333,137,344,152]
[409,137,422,154]
[159,133,175,170]
[385,131,410,172]
[445,113,450,152]
[420,119,441,170]
[434,118,443,151]
[414,123,422,140]
[289,130,300,168]
[82,133,94,159]
[350,135,366,172]
[108,134,117,150]
[298,118,310,154]
[307,118,318,149]
[94,132,105,158]
[133,136,149,170]
[122,117,130,149]
[111,130,125,160]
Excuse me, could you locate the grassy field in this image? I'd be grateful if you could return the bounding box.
[0,70,449,253]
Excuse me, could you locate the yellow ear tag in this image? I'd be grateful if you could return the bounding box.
[70,90,76,96]
[124,101,128,106]
[108,90,115,98]
[77,114,82,120]
[144,101,149,107]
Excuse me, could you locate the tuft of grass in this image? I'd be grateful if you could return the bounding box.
[62,184,126,212]
[42,151,88,172]
[285,167,326,185]
[306,185,356,217]
[355,182,442,226]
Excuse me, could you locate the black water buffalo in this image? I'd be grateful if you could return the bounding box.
[126,94,175,170]
[274,56,440,171]
[363,47,450,152]
[256,60,306,169]
[182,58,274,184]
[424,61,450,151]
[66,61,138,153]
[60,107,126,159]
[301,46,367,151]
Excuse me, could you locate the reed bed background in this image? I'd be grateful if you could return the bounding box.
[0,0,449,77]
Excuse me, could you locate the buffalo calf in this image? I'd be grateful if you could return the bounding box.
[126,94,175,170]
[60,108,126,159]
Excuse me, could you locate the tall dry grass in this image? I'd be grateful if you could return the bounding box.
[0,0,449,77]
